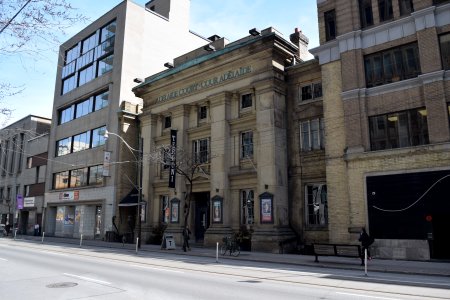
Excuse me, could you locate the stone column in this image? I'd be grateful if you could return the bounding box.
[164,104,190,245]
[204,92,234,246]
[251,78,294,252]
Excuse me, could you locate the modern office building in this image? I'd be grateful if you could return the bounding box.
[311,0,450,259]
[133,26,313,251]
[0,115,50,235]
[44,0,208,240]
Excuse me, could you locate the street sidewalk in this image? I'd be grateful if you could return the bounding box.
[4,235,450,277]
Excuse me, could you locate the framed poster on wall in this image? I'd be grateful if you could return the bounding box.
[170,198,180,223]
[211,195,223,224]
[260,192,273,224]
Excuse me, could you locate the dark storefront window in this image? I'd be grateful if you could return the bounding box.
[369,107,428,151]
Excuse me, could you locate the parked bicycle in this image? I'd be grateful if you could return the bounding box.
[220,236,240,257]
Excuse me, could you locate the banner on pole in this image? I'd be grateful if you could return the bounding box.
[168,130,177,188]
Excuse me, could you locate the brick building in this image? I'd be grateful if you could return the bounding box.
[310,0,450,259]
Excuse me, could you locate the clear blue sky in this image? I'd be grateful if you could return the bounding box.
[1,0,319,127]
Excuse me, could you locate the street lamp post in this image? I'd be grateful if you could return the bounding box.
[104,129,143,248]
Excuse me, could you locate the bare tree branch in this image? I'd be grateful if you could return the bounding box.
[0,0,89,121]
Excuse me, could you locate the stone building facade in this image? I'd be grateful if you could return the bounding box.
[133,27,314,251]
[311,0,450,260]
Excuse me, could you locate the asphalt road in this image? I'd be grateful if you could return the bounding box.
[0,240,449,300]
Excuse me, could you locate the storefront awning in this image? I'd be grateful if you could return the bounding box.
[118,189,146,207]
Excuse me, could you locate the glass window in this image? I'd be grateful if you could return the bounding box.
[62,60,76,78]
[378,0,393,22]
[56,138,72,157]
[70,168,88,187]
[91,126,106,148]
[62,75,76,94]
[241,94,252,109]
[101,20,117,43]
[241,189,254,225]
[88,165,103,186]
[301,85,312,100]
[193,138,209,164]
[199,106,207,120]
[97,54,114,76]
[313,83,323,99]
[75,97,93,119]
[359,0,374,28]
[82,33,98,54]
[17,133,24,171]
[77,50,95,71]
[53,171,69,189]
[241,131,253,158]
[65,44,80,64]
[369,107,429,150]
[72,131,90,152]
[78,64,96,87]
[164,116,171,129]
[440,33,450,70]
[399,0,414,15]
[365,43,421,87]
[59,105,74,124]
[162,149,170,170]
[324,10,336,41]
[305,184,328,226]
[301,83,322,101]
[300,118,325,151]
[94,91,109,111]
[9,137,16,173]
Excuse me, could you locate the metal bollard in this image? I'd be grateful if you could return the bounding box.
[136,238,139,254]
[216,242,219,263]
[80,234,83,247]
[364,249,368,276]
[41,232,45,244]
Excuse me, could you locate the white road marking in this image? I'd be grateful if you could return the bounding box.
[63,273,111,285]
[336,292,401,300]
[0,257,8,261]
[131,264,183,273]
[38,250,68,256]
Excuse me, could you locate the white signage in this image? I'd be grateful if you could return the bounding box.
[24,197,36,208]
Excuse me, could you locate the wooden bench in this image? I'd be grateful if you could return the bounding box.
[313,243,362,263]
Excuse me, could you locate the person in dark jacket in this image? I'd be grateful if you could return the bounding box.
[5,223,11,237]
[182,226,191,252]
[359,227,373,265]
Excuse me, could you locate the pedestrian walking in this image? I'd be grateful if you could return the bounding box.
[182,225,191,252]
[359,227,374,265]
[5,223,11,237]
[34,223,40,236]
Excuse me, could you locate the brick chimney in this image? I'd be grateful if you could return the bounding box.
[290,28,310,62]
